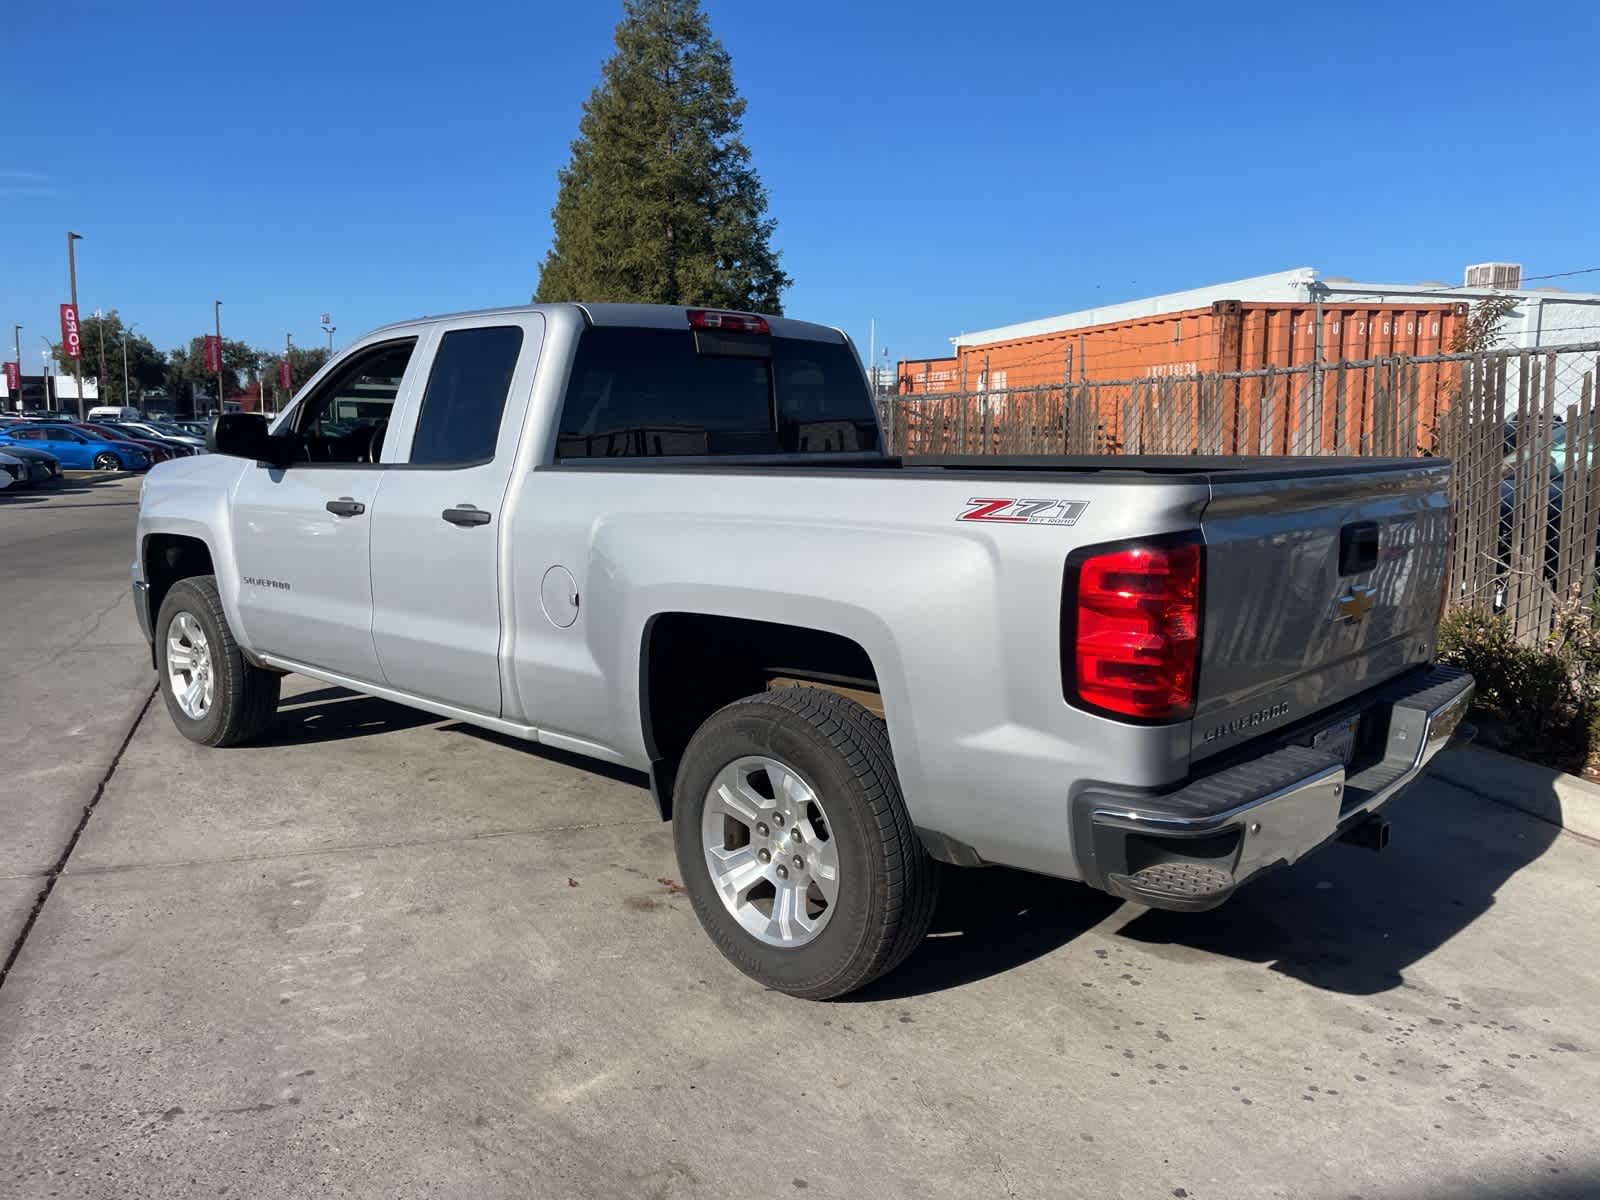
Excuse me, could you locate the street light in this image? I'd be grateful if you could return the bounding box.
[213,299,224,413]
[11,324,19,413]
[122,321,139,412]
[321,312,336,356]
[39,340,54,411]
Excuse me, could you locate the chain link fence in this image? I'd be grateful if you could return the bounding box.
[881,343,1600,645]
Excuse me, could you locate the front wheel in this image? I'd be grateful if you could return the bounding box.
[673,688,937,999]
[156,575,281,747]
[93,452,121,471]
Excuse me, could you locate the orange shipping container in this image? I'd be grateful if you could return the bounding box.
[895,356,960,395]
[927,299,1466,453]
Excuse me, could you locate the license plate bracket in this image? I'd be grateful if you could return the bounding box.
[1310,715,1360,765]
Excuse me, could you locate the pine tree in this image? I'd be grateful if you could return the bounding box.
[534,0,790,313]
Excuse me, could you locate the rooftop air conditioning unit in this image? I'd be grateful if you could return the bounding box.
[1464,262,1522,289]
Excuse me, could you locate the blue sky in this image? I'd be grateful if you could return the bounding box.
[4,0,1597,373]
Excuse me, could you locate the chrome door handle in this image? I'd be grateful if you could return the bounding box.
[325,497,366,517]
[442,505,492,527]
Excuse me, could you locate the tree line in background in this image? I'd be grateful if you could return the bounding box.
[47,311,331,411]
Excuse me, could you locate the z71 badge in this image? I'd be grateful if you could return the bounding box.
[957,497,1089,526]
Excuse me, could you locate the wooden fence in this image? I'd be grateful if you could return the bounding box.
[882,343,1600,645]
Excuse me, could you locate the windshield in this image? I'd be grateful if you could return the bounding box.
[1504,424,1594,479]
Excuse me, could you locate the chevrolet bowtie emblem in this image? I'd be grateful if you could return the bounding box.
[1337,585,1377,622]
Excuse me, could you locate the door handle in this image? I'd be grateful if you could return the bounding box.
[442,505,492,527]
[325,497,366,517]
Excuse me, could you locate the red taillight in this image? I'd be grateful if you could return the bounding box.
[687,308,770,334]
[1067,537,1202,721]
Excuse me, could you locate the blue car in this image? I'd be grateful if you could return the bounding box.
[0,422,151,471]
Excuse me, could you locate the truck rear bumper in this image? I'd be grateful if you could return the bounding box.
[1072,665,1474,911]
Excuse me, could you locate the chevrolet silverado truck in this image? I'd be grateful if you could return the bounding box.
[131,303,1473,998]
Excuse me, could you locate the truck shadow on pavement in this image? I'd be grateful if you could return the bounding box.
[1108,775,1563,995]
[846,867,1122,1002]
[260,686,440,744]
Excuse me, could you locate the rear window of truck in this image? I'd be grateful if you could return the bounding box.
[556,326,879,459]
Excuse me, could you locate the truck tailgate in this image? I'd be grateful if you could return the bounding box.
[1192,461,1451,761]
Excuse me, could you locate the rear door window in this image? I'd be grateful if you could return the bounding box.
[408,326,525,466]
[557,326,878,458]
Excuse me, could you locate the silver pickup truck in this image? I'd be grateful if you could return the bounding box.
[132,303,1472,998]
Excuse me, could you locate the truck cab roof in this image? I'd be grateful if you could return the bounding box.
[365,302,846,345]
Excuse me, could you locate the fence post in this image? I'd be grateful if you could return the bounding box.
[1312,298,1325,451]
[972,356,985,454]
[1062,346,1072,453]
[958,359,968,454]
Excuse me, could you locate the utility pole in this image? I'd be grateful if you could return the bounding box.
[95,310,110,408]
[285,331,294,409]
[868,318,876,394]
[122,322,139,412]
[213,300,224,413]
[67,231,84,418]
[39,337,54,411]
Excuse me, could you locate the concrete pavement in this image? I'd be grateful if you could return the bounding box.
[0,475,153,954]
[3,481,1599,1198]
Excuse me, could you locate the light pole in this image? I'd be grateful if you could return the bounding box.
[39,340,54,411]
[321,312,335,356]
[122,321,139,412]
[213,299,224,413]
[10,324,19,412]
[283,331,294,409]
[67,231,84,418]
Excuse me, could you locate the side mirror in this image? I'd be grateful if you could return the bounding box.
[208,412,293,467]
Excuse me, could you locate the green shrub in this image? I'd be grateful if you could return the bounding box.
[1438,598,1600,774]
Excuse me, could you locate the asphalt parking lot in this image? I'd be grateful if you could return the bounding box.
[3,479,1599,1199]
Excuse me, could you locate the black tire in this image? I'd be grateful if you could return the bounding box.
[156,575,281,747]
[673,688,938,1000]
[93,452,121,471]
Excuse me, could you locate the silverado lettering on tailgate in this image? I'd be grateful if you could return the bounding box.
[1202,702,1291,743]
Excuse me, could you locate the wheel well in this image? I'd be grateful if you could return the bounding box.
[640,613,881,820]
[143,534,214,661]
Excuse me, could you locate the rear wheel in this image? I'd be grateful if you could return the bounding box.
[156,575,281,747]
[673,688,937,999]
[93,452,121,471]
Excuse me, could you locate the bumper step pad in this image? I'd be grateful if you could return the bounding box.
[1107,862,1236,911]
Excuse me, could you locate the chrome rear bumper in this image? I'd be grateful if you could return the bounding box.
[1076,665,1474,910]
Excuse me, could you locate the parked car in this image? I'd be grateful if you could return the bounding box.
[133,303,1473,999]
[172,420,210,438]
[1499,422,1597,580]
[0,422,150,470]
[100,421,201,456]
[0,443,64,484]
[0,451,26,490]
[74,422,175,464]
[87,405,142,422]
[112,420,206,453]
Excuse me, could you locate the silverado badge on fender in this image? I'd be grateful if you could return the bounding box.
[957,498,1089,526]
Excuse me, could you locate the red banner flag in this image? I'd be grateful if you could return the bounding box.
[59,304,82,360]
[204,334,222,374]
[3,362,19,393]
[278,359,293,389]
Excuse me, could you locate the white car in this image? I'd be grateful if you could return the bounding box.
[0,451,26,490]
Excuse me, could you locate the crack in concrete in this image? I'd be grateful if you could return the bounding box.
[0,684,157,993]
